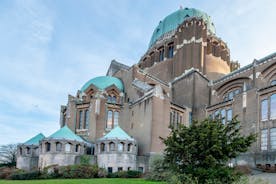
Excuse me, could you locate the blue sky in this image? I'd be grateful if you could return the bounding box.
[0,0,275,145]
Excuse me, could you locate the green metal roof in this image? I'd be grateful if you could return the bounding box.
[99,126,134,141]
[149,7,216,47]
[81,76,124,92]
[48,125,84,142]
[24,133,45,145]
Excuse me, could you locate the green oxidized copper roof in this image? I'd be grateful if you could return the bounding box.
[149,7,216,47]
[99,126,134,141]
[81,76,124,92]
[48,125,84,142]
[24,133,45,145]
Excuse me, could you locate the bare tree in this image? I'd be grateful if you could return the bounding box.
[0,144,17,167]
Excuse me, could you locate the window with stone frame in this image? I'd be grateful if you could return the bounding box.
[56,142,62,152]
[84,109,89,129]
[100,143,105,152]
[261,129,268,151]
[168,43,174,58]
[224,88,241,101]
[79,110,83,129]
[109,142,115,151]
[127,143,133,152]
[26,147,30,154]
[226,108,232,122]
[270,128,276,150]
[65,143,71,152]
[221,109,226,124]
[158,47,164,62]
[118,167,123,171]
[19,147,23,155]
[106,110,120,129]
[118,142,124,152]
[45,142,51,152]
[170,108,184,128]
[75,144,80,152]
[261,99,268,121]
[270,94,276,119]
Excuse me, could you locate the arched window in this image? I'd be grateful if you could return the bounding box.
[65,143,71,152]
[271,80,276,86]
[114,111,119,127]
[100,143,105,152]
[75,144,80,152]
[261,99,268,121]
[109,142,115,151]
[107,111,113,129]
[45,142,51,152]
[56,142,62,152]
[127,143,133,152]
[19,147,23,155]
[271,94,276,119]
[118,142,124,152]
[26,147,30,154]
[168,43,174,58]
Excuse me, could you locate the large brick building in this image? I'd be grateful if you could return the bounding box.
[17,7,276,172]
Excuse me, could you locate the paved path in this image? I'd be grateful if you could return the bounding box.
[250,173,276,184]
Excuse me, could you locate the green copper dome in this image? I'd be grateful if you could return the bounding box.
[81,76,124,92]
[149,7,216,47]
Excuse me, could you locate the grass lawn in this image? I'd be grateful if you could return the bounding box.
[0,178,165,184]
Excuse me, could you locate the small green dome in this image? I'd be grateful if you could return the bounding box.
[81,76,124,92]
[149,7,216,47]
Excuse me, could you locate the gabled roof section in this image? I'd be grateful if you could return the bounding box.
[106,60,130,76]
[213,52,276,85]
[48,125,84,142]
[24,133,45,145]
[99,126,134,141]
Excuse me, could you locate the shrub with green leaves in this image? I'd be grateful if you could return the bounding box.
[161,117,256,184]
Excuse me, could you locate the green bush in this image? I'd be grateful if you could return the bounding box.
[80,155,91,165]
[10,170,40,180]
[145,156,170,181]
[59,164,99,178]
[107,170,142,178]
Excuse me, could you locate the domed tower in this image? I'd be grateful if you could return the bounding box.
[60,76,125,142]
[17,133,45,171]
[96,126,137,173]
[139,7,235,81]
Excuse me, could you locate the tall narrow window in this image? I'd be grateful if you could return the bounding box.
[107,95,112,103]
[112,96,117,103]
[46,142,51,152]
[56,142,62,152]
[214,110,220,119]
[100,143,105,152]
[127,143,133,152]
[75,145,80,152]
[226,109,232,122]
[79,110,83,129]
[114,111,119,128]
[261,129,268,151]
[221,109,226,124]
[168,44,174,58]
[261,99,268,121]
[170,112,173,127]
[270,94,276,119]
[159,47,164,62]
[109,142,115,151]
[84,109,89,129]
[65,143,71,152]
[118,142,124,152]
[26,147,30,154]
[270,128,276,150]
[107,110,113,129]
